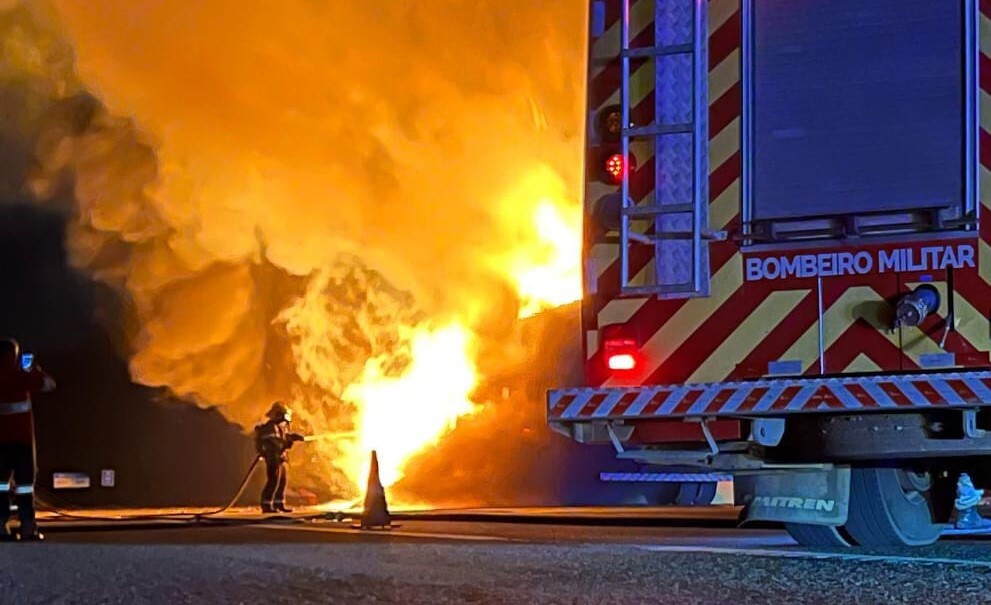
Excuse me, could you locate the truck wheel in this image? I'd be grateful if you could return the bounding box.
[844,468,943,547]
[654,482,681,506]
[784,523,852,547]
[694,482,718,506]
[674,482,717,506]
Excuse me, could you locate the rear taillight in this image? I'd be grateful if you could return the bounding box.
[601,324,638,373]
[607,353,636,371]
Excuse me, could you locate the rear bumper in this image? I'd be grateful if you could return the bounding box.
[548,371,991,422]
[599,472,732,483]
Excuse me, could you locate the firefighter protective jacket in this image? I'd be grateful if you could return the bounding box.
[0,366,54,445]
[254,419,302,462]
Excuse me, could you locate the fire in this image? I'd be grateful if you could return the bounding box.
[496,165,583,318]
[279,191,580,499]
[323,166,581,492]
[277,263,481,498]
[340,323,478,488]
[327,171,582,492]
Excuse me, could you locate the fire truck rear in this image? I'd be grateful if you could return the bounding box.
[549,0,991,546]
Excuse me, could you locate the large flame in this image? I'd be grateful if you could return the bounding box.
[342,323,478,488]
[493,164,584,318]
[14,0,587,500]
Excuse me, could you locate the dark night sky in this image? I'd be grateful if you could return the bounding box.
[0,202,259,507]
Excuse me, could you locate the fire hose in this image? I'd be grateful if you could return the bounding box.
[35,455,265,523]
[34,434,349,526]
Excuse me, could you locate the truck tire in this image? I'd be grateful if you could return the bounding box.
[654,482,681,506]
[784,523,852,547]
[695,482,718,506]
[844,468,943,547]
[674,482,718,506]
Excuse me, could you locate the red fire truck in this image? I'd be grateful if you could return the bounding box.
[549,0,991,546]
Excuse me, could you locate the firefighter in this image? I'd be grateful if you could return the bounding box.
[0,339,54,541]
[954,472,991,531]
[254,402,304,514]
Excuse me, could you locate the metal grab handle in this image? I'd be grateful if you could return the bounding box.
[619,0,632,289]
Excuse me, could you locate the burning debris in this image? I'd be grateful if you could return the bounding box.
[276,258,479,493]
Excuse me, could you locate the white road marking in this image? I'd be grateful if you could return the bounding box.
[254,522,513,543]
[639,545,991,569]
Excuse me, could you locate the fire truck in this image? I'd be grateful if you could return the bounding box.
[548,0,991,546]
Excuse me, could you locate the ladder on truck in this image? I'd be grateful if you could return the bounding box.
[618,0,720,297]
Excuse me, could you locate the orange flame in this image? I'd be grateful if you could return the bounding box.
[493,164,583,318]
[341,323,478,488]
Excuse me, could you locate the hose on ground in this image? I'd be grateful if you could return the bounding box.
[191,456,263,518]
[36,456,265,523]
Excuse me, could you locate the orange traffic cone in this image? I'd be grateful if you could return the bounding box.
[360,450,393,530]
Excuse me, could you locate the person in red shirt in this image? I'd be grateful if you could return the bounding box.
[0,338,55,541]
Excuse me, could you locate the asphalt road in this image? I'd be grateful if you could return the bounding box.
[3,509,991,604]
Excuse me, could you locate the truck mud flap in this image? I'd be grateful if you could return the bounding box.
[739,468,850,527]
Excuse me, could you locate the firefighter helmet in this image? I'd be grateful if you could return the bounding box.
[267,401,292,422]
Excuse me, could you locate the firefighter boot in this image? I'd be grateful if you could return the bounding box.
[15,492,42,541]
[17,527,44,542]
[275,502,293,513]
[0,504,12,542]
[0,488,11,542]
[955,506,991,531]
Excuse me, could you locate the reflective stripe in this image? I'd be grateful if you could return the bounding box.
[0,483,9,492]
[13,485,33,495]
[0,401,31,415]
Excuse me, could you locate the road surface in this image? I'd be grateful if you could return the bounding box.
[2,508,990,604]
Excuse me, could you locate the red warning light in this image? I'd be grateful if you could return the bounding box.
[601,324,638,373]
[607,353,637,371]
[605,153,626,183]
